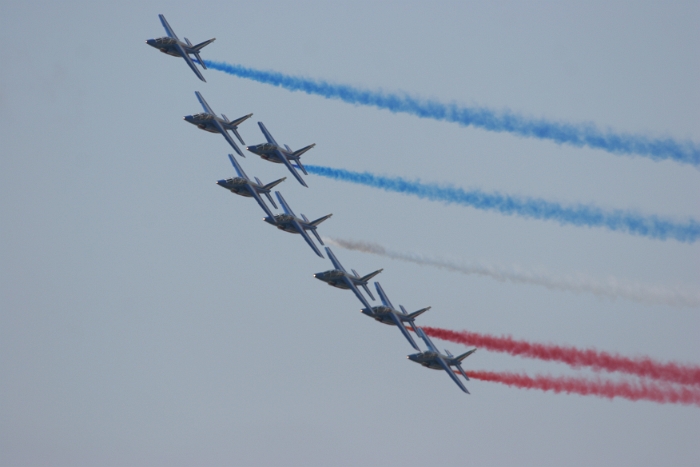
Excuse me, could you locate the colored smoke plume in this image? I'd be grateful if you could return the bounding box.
[425,327,700,387]
[205,59,700,166]
[324,237,700,307]
[307,166,700,242]
[469,370,700,407]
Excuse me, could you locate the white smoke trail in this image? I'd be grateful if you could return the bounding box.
[324,237,700,308]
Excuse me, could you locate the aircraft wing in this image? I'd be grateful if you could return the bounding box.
[159,14,180,40]
[227,153,248,179]
[257,122,279,146]
[436,357,469,393]
[195,91,215,114]
[344,279,374,312]
[274,191,296,217]
[387,311,420,350]
[416,328,438,353]
[213,119,244,156]
[325,247,347,273]
[249,186,275,219]
[292,219,323,258]
[177,45,205,82]
[374,282,395,310]
[277,150,308,187]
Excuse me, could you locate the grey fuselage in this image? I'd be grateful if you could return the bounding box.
[313,269,357,290]
[146,37,186,57]
[246,143,289,163]
[184,113,221,133]
[264,214,304,233]
[216,178,258,197]
[407,351,451,370]
[361,306,404,326]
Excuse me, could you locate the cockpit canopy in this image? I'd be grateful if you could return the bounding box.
[153,37,176,45]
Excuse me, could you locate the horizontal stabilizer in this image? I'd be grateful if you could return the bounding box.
[232,128,245,145]
[310,227,324,246]
[455,363,470,381]
[361,283,375,301]
[294,157,308,175]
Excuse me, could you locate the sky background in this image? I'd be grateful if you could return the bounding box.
[1,1,699,465]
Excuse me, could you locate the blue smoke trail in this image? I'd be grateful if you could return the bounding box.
[304,165,700,243]
[204,60,699,167]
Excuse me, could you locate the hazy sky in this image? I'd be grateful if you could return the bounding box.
[1,1,699,465]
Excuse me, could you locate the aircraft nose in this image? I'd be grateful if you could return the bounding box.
[184,115,193,122]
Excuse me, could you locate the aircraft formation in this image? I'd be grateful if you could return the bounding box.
[146,15,478,394]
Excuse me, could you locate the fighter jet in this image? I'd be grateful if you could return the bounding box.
[264,192,332,258]
[314,247,383,312]
[358,282,430,351]
[184,91,252,157]
[216,154,286,218]
[246,122,315,187]
[146,14,215,82]
[407,327,476,394]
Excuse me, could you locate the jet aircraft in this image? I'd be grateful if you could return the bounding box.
[216,154,286,218]
[407,327,476,394]
[246,122,315,187]
[263,192,332,258]
[146,14,215,82]
[314,247,383,312]
[184,91,252,157]
[358,282,430,351]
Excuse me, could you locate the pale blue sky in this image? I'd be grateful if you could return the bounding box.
[1,1,699,465]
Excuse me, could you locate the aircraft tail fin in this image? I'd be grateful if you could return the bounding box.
[262,177,286,197]
[456,348,477,362]
[407,306,431,321]
[292,143,316,158]
[309,213,332,228]
[192,38,216,51]
[360,269,383,284]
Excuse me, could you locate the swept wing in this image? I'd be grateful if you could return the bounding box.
[279,154,308,187]
[325,247,347,273]
[176,43,206,82]
[159,14,179,40]
[345,279,374,312]
[292,218,323,258]
[275,192,296,217]
[436,355,470,393]
[258,122,279,146]
[195,91,215,114]
[375,282,395,309]
[227,153,247,179]
[213,119,244,156]
[386,311,420,350]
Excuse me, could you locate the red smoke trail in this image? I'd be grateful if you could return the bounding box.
[469,370,700,406]
[422,326,700,387]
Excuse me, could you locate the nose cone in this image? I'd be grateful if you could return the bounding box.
[263,216,274,225]
[183,115,195,124]
[216,179,227,187]
[407,354,419,362]
[146,39,156,47]
[313,272,324,281]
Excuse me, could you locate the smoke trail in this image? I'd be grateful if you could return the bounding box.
[204,60,700,166]
[426,327,700,387]
[469,370,700,406]
[308,165,700,242]
[324,237,700,307]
